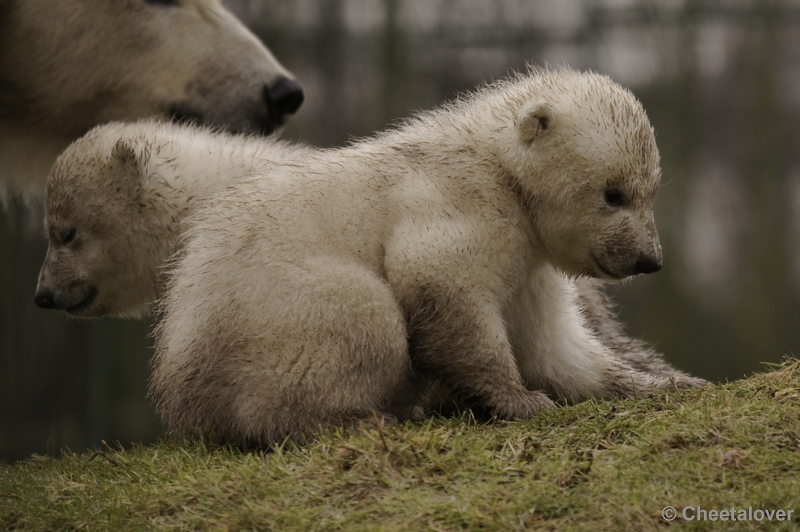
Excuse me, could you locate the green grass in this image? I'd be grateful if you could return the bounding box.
[2,360,799,531]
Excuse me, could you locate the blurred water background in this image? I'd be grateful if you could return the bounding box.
[2,0,799,461]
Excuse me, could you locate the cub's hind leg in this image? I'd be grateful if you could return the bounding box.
[153,257,412,446]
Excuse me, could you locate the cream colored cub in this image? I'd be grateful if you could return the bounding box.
[35,120,311,318]
[153,68,707,446]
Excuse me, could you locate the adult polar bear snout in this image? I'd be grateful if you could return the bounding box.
[0,0,304,138]
[150,2,305,135]
[168,75,304,136]
[0,0,305,197]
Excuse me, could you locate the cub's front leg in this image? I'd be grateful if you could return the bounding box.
[401,285,554,419]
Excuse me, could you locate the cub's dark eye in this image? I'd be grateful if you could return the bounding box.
[61,228,77,244]
[144,0,180,6]
[604,189,624,207]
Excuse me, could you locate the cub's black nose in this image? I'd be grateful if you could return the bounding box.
[35,290,55,309]
[265,77,304,118]
[636,259,662,274]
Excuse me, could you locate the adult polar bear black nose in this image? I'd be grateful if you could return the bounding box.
[636,257,662,274]
[34,289,55,309]
[265,77,304,124]
[171,76,304,135]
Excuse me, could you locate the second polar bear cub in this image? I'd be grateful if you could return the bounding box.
[36,121,311,318]
[154,68,706,446]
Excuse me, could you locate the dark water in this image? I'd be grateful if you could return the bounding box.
[2,0,799,461]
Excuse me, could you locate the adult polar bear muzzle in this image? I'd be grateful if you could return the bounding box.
[0,0,305,196]
[168,75,304,136]
[0,0,304,137]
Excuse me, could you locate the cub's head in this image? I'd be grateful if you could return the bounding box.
[505,70,662,281]
[35,126,163,318]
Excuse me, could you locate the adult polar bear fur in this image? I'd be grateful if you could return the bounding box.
[0,0,303,197]
[36,121,312,318]
[153,68,707,446]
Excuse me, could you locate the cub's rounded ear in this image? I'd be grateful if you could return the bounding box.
[517,101,554,143]
[111,138,147,196]
[112,138,141,177]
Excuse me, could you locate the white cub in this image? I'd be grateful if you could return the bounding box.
[35,120,311,318]
[153,68,707,446]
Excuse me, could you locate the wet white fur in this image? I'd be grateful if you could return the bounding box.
[38,120,312,318]
[153,68,706,446]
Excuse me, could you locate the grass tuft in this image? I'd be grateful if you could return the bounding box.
[2,360,799,530]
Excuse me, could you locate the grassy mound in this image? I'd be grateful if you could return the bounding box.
[2,360,799,530]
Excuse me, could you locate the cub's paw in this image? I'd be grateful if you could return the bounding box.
[351,411,399,431]
[664,375,710,390]
[616,368,709,398]
[491,390,555,420]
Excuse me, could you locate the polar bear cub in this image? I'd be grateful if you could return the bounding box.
[35,121,311,318]
[153,68,706,446]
